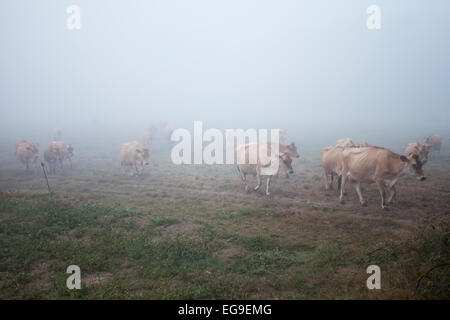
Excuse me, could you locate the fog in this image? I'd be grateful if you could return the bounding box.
[1,0,449,156]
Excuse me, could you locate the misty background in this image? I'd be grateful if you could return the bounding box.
[1,0,449,158]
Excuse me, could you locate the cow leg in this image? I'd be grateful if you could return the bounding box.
[387,185,397,204]
[339,174,347,204]
[237,167,249,192]
[265,176,272,196]
[254,172,261,191]
[324,171,331,190]
[375,180,387,209]
[355,182,367,207]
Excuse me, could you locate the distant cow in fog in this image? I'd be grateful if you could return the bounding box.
[163,126,174,145]
[140,131,152,148]
[16,139,39,171]
[53,128,63,141]
[236,142,294,196]
[120,141,149,175]
[339,147,426,209]
[44,141,74,173]
[405,141,430,164]
[424,134,442,155]
[334,138,356,148]
[357,141,373,148]
[279,130,287,144]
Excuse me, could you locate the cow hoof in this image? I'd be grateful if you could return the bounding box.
[340,200,345,204]
[361,201,368,207]
[254,186,260,191]
[382,206,389,211]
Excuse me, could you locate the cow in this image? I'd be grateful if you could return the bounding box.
[278,142,300,178]
[163,126,174,145]
[321,138,356,190]
[140,131,152,148]
[334,138,356,148]
[16,139,39,171]
[53,128,63,141]
[321,145,346,190]
[357,142,373,148]
[424,134,442,156]
[279,130,287,145]
[235,142,294,196]
[120,141,149,175]
[44,141,73,173]
[339,147,426,209]
[405,141,430,164]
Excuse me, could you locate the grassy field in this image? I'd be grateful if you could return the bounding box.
[0,150,449,299]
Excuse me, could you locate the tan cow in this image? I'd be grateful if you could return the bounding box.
[424,134,442,155]
[140,131,152,148]
[278,142,300,178]
[53,128,63,141]
[321,138,356,190]
[334,138,356,148]
[163,127,174,145]
[339,147,426,209]
[120,141,149,175]
[321,145,346,190]
[44,141,73,173]
[405,141,430,164]
[16,139,39,171]
[236,142,294,196]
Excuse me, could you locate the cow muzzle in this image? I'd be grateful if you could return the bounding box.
[289,169,294,174]
[417,176,426,181]
[145,162,149,166]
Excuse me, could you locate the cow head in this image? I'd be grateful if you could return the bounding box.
[279,152,294,175]
[286,142,300,158]
[136,148,150,165]
[401,154,426,181]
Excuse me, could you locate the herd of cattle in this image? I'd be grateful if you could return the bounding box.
[12,126,443,209]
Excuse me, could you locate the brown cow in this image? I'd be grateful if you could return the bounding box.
[339,147,426,209]
[120,141,149,175]
[16,139,39,171]
[334,138,356,148]
[405,141,430,164]
[236,142,294,196]
[44,141,73,173]
[140,131,152,148]
[321,145,346,190]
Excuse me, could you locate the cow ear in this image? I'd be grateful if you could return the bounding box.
[400,155,408,162]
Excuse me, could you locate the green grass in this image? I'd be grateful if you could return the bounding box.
[0,175,449,299]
